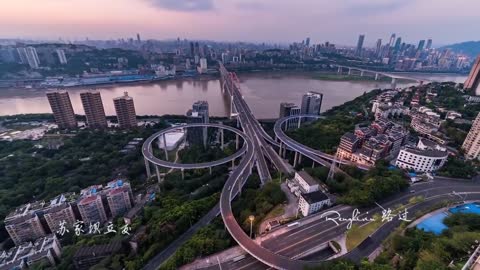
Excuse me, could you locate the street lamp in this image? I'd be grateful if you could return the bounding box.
[248,215,255,238]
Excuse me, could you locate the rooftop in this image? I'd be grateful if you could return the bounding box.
[341,132,358,143]
[296,170,318,186]
[402,147,448,158]
[301,190,330,204]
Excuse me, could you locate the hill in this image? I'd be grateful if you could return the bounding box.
[441,41,480,58]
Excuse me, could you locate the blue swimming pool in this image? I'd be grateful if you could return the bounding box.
[416,203,480,235]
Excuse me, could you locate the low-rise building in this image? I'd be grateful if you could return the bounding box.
[0,235,61,269]
[395,147,448,173]
[294,171,319,194]
[337,132,360,160]
[73,240,123,270]
[298,191,331,217]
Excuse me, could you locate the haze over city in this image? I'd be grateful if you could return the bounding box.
[1,0,480,45]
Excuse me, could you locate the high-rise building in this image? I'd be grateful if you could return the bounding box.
[198,58,208,73]
[356,34,365,55]
[43,194,77,234]
[389,33,396,47]
[301,91,323,115]
[113,92,137,128]
[305,37,311,47]
[136,33,141,43]
[25,46,40,69]
[464,56,480,95]
[186,101,209,147]
[5,203,47,245]
[106,180,133,218]
[80,91,107,128]
[56,49,67,64]
[394,37,402,51]
[462,112,480,160]
[279,102,301,129]
[375,39,382,56]
[417,40,426,51]
[77,194,108,225]
[426,39,433,50]
[16,47,28,64]
[46,92,77,129]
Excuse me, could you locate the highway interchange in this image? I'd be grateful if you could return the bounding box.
[142,64,479,270]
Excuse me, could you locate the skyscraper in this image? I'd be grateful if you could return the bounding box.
[25,46,40,69]
[426,39,433,50]
[46,92,77,129]
[394,37,402,51]
[113,92,137,128]
[305,37,311,47]
[186,101,209,147]
[136,33,141,43]
[417,40,426,51]
[389,33,396,47]
[279,103,301,129]
[464,56,480,95]
[375,39,382,56]
[80,91,107,128]
[462,112,480,160]
[356,34,365,56]
[301,91,323,115]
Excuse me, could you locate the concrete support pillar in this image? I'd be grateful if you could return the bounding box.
[278,142,283,155]
[144,158,151,179]
[220,129,224,150]
[360,71,364,77]
[230,95,234,117]
[231,159,235,170]
[236,134,240,150]
[163,134,168,161]
[236,117,240,128]
[312,162,315,168]
[348,68,352,75]
[155,165,161,183]
[298,154,302,164]
[181,168,185,180]
[391,77,397,89]
[375,73,379,80]
[209,167,212,175]
[282,145,287,158]
[337,67,342,73]
[293,152,299,167]
[297,117,302,129]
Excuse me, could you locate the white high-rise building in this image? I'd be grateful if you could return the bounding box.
[25,47,40,69]
[198,58,208,74]
[462,112,480,160]
[56,49,67,64]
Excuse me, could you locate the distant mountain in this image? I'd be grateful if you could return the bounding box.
[440,41,480,58]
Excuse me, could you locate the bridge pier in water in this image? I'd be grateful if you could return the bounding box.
[337,67,342,73]
[391,78,397,89]
[348,68,352,75]
[375,73,379,80]
[360,71,365,77]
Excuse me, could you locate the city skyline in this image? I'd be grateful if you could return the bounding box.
[1,0,479,46]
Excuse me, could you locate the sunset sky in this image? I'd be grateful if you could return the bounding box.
[1,0,479,46]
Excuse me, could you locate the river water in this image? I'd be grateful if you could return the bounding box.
[0,72,467,119]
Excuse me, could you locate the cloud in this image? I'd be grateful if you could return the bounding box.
[146,0,214,11]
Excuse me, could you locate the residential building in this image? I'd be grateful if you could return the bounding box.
[464,55,480,95]
[43,194,77,234]
[0,235,61,269]
[56,49,67,64]
[113,92,137,128]
[301,91,323,115]
[198,57,208,73]
[417,138,447,152]
[462,112,480,160]
[337,132,360,160]
[46,92,77,129]
[77,194,108,225]
[279,102,301,129]
[395,147,448,172]
[4,203,47,245]
[294,171,319,194]
[186,101,209,147]
[356,34,365,55]
[106,180,133,218]
[299,191,331,217]
[80,92,107,128]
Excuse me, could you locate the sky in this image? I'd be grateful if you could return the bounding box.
[0,0,479,47]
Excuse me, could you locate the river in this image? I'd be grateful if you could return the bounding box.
[0,72,467,119]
